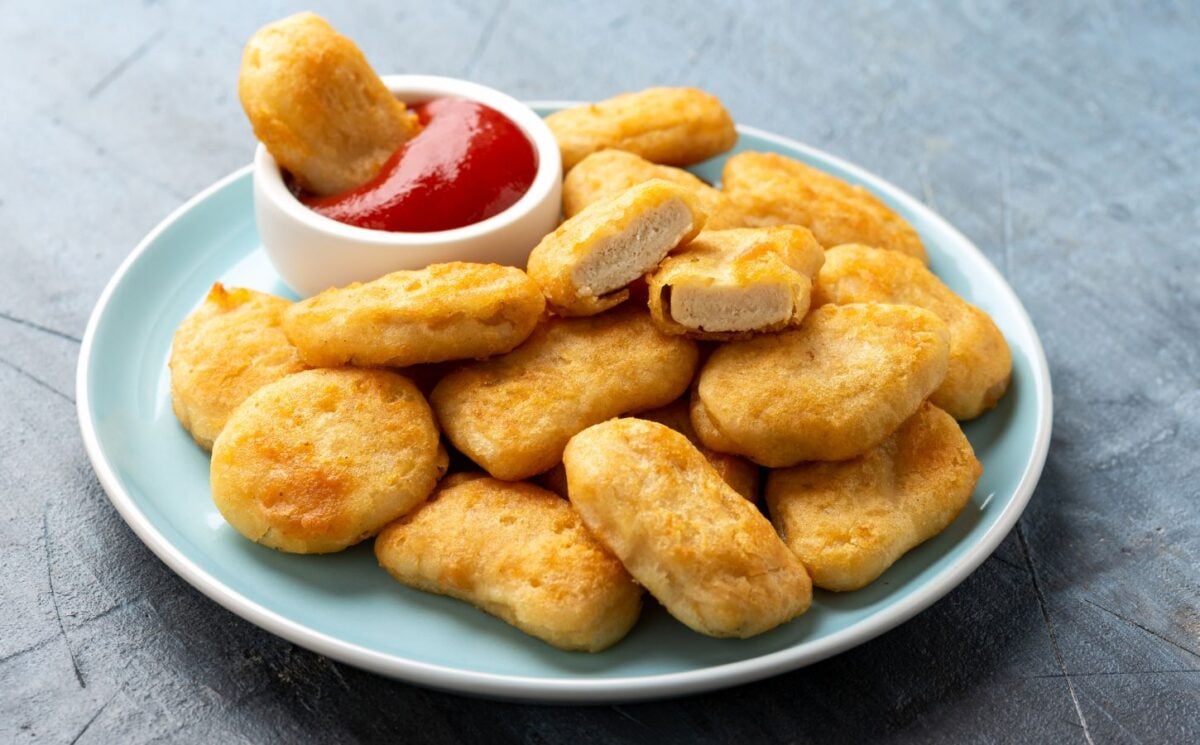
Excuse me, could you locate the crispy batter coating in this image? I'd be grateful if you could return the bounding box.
[814,244,1012,420]
[282,263,546,368]
[767,403,981,591]
[238,12,420,196]
[647,226,826,340]
[546,87,737,171]
[564,419,811,638]
[431,307,699,480]
[692,303,950,466]
[211,369,446,554]
[722,152,927,263]
[375,477,642,652]
[527,180,707,316]
[639,398,760,502]
[169,284,307,450]
[562,150,744,229]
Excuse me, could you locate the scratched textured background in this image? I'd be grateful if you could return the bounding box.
[2,0,1198,742]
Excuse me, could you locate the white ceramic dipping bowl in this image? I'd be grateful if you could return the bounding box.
[253,75,563,298]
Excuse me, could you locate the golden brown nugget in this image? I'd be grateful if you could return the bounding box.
[211,369,446,554]
[640,398,760,502]
[431,308,699,480]
[546,87,737,171]
[814,244,1012,420]
[564,419,811,638]
[283,263,545,368]
[767,403,981,591]
[693,303,950,466]
[562,150,744,229]
[648,226,825,340]
[722,152,928,263]
[375,477,642,652]
[527,180,707,316]
[169,284,307,450]
[238,12,420,196]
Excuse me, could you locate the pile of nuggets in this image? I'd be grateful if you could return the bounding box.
[172,82,1012,652]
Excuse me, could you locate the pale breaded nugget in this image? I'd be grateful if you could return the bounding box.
[431,308,699,480]
[639,398,760,502]
[169,284,307,450]
[546,87,737,171]
[375,477,642,652]
[693,303,950,466]
[814,244,1013,420]
[564,419,811,638]
[562,150,744,229]
[527,180,707,316]
[767,402,981,591]
[211,368,446,553]
[283,263,545,368]
[647,226,826,340]
[238,12,420,196]
[722,152,928,263]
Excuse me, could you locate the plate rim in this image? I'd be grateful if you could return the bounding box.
[76,109,1053,703]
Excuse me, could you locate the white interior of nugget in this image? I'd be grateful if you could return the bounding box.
[667,283,793,332]
[572,199,693,298]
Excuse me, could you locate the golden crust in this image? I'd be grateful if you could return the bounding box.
[766,402,981,591]
[169,284,307,450]
[526,180,707,316]
[375,477,642,652]
[546,87,737,171]
[647,226,826,340]
[282,262,546,368]
[693,303,950,466]
[563,419,811,638]
[430,307,699,481]
[210,368,445,554]
[562,150,744,229]
[238,12,420,196]
[639,398,760,501]
[814,244,1013,419]
[722,152,928,263]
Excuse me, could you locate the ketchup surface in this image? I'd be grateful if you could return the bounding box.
[303,98,537,232]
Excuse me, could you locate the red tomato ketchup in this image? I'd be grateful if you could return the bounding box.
[302,98,537,232]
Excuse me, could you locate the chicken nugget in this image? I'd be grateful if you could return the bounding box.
[527,180,707,316]
[562,150,744,229]
[282,262,545,368]
[639,398,760,502]
[722,152,927,263]
[238,12,420,196]
[647,226,825,340]
[169,284,307,450]
[814,244,1012,419]
[693,303,950,466]
[767,402,981,591]
[546,87,737,171]
[564,419,811,638]
[431,307,699,480]
[375,477,642,652]
[211,368,446,553]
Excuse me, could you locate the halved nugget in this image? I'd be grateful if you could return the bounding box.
[282,262,545,368]
[722,152,927,263]
[375,476,643,652]
[211,368,446,554]
[767,402,981,591]
[648,226,826,340]
[545,87,737,171]
[170,284,307,450]
[431,307,699,481]
[564,419,811,638]
[238,12,420,196]
[815,244,1012,420]
[527,180,707,316]
[562,150,744,229]
[692,303,950,466]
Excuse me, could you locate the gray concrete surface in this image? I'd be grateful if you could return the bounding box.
[1,1,1197,742]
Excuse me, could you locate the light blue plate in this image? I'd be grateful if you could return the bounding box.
[77,109,1052,703]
